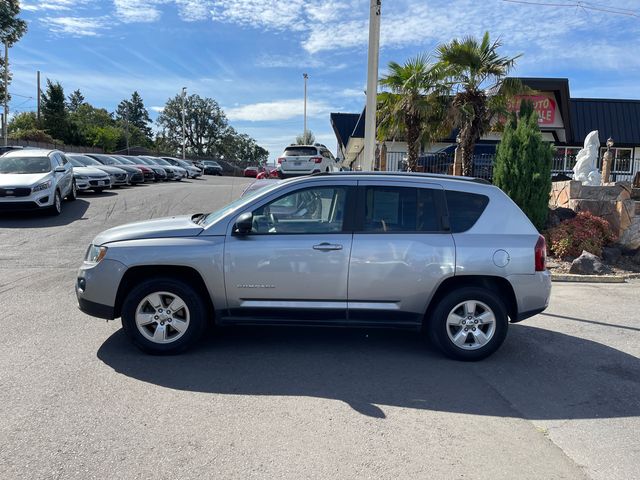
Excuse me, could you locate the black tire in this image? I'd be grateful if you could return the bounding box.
[427,287,508,361]
[49,190,62,216]
[67,180,77,201]
[121,277,209,355]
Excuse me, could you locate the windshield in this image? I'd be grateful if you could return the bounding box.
[118,158,136,165]
[0,156,52,174]
[284,146,317,157]
[200,180,283,227]
[154,158,171,166]
[70,155,100,166]
[141,157,157,165]
[68,157,85,168]
[204,161,220,167]
[95,156,117,165]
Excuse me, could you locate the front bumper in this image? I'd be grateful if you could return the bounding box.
[0,188,54,210]
[76,258,127,320]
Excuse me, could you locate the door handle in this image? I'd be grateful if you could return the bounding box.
[313,243,343,251]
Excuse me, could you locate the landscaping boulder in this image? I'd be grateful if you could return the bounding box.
[547,207,577,228]
[569,251,612,275]
[601,246,622,264]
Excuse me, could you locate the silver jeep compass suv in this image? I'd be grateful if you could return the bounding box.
[76,173,551,360]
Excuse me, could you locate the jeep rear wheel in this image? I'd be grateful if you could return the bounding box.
[121,278,208,354]
[428,287,508,361]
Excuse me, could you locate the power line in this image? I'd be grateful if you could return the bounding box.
[501,0,639,17]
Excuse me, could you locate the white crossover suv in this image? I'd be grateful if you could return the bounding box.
[0,149,76,215]
[277,144,341,178]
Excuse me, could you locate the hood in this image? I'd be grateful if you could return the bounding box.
[0,172,51,188]
[93,215,203,245]
[73,166,108,177]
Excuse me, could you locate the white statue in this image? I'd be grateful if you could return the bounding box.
[572,130,602,186]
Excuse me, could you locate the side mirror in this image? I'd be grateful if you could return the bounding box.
[54,166,66,173]
[234,212,253,235]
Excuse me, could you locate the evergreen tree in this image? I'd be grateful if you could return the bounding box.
[0,0,28,103]
[67,89,85,112]
[296,130,315,145]
[493,100,553,231]
[40,79,71,142]
[115,91,152,143]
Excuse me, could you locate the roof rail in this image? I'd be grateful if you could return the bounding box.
[310,171,491,185]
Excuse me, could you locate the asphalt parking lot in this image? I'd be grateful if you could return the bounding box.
[1,176,638,480]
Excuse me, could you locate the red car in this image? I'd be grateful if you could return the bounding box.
[244,166,259,177]
[256,166,279,179]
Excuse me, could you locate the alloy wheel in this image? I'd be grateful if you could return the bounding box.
[135,291,191,344]
[446,300,496,350]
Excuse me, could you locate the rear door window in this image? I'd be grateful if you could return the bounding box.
[445,190,489,232]
[361,186,444,232]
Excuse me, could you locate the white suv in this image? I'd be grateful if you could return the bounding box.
[277,144,340,178]
[0,149,76,215]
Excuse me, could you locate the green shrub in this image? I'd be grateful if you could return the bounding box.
[547,211,617,259]
[493,100,553,231]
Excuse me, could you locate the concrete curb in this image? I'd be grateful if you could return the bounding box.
[551,273,627,283]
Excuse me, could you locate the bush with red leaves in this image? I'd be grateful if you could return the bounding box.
[547,211,617,259]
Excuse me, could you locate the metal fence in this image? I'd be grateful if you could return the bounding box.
[384,152,494,181]
[383,151,640,184]
[5,137,104,154]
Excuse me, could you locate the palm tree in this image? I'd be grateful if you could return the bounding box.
[377,54,450,172]
[437,32,523,176]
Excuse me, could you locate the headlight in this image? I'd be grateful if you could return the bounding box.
[85,244,108,264]
[76,175,89,180]
[32,180,52,192]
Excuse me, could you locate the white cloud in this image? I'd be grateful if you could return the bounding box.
[151,105,165,112]
[113,0,165,23]
[209,0,306,31]
[21,0,86,11]
[226,99,334,122]
[41,17,110,37]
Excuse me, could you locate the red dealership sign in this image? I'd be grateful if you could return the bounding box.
[508,94,557,125]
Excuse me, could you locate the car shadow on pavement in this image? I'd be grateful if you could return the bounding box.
[97,324,640,419]
[0,199,90,228]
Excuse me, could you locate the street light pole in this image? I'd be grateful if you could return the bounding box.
[3,42,8,146]
[362,0,381,171]
[303,73,308,141]
[181,87,187,160]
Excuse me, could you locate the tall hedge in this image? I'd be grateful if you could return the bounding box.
[493,100,553,231]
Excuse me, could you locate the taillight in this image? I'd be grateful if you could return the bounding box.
[277,157,285,164]
[311,156,322,164]
[535,235,546,271]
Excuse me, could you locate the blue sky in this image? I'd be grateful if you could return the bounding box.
[9,0,640,160]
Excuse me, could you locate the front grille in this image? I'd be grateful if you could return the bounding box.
[89,179,109,186]
[131,173,143,182]
[0,187,31,197]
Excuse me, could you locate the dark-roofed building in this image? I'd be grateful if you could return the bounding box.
[331,78,640,181]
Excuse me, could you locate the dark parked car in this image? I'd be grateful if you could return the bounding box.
[86,154,144,184]
[202,160,223,175]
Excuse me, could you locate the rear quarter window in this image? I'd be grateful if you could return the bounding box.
[445,190,489,233]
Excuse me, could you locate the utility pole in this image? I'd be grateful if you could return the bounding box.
[181,87,187,160]
[362,0,381,171]
[37,70,41,121]
[125,103,130,154]
[3,42,8,146]
[303,73,308,141]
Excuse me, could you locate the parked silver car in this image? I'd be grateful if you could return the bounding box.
[76,172,551,360]
[0,149,76,215]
